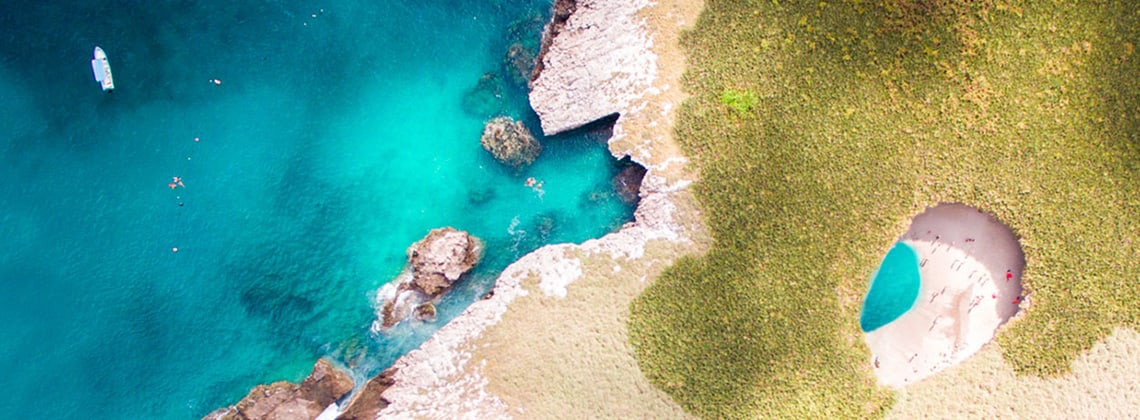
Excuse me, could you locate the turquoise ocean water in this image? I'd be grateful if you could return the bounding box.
[0,1,635,418]
[860,242,921,332]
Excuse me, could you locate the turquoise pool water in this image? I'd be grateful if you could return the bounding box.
[0,1,634,418]
[859,242,922,332]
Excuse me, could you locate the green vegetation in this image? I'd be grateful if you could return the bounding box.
[720,88,760,114]
[629,1,1140,418]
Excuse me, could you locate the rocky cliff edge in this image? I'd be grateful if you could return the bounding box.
[528,0,657,136]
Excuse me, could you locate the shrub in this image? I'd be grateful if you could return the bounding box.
[719,89,758,115]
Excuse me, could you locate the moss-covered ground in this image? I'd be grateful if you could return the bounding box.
[629,1,1140,418]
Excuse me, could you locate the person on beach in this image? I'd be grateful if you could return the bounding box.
[1006,269,1013,281]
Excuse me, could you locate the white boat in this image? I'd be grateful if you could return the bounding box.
[91,46,114,91]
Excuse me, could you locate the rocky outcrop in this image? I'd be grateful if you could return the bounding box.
[408,228,484,295]
[528,0,656,135]
[505,9,546,86]
[204,359,354,420]
[374,228,483,330]
[336,368,397,420]
[480,116,542,170]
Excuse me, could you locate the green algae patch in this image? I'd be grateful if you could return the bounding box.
[629,1,1140,418]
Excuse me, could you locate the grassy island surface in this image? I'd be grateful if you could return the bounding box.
[629,1,1140,418]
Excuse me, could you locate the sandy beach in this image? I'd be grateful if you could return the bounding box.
[866,203,1026,387]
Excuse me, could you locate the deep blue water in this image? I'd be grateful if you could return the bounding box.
[860,242,921,332]
[0,1,635,418]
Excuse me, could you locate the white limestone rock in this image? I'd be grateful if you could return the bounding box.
[528,0,656,136]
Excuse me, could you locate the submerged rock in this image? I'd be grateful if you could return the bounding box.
[505,43,537,86]
[463,9,544,118]
[480,116,542,170]
[506,8,547,52]
[374,228,483,329]
[467,186,496,206]
[534,213,556,241]
[204,359,354,420]
[461,72,507,119]
[504,9,546,85]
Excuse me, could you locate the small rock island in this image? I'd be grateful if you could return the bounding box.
[374,227,484,330]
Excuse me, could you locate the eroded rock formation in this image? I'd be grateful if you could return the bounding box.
[528,0,656,135]
[204,359,353,420]
[374,228,483,330]
[480,116,542,170]
[335,368,398,420]
[529,0,577,84]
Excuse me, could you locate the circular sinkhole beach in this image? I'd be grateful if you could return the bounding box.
[863,203,1027,387]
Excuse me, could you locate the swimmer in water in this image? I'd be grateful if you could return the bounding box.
[525,177,536,187]
[532,179,545,198]
[168,183,177,190]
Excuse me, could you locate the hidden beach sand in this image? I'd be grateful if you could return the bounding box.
[867,203,1025,387]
